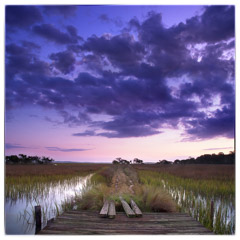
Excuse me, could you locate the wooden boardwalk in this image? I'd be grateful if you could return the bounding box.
[38,210,213,235]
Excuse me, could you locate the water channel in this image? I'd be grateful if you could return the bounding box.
[5,174,92,234]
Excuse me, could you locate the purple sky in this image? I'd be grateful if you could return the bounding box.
[5,5,235,162]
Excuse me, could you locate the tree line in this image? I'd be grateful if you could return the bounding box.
[112,151,235,165]
[169,151,235,165]
[112,157,143,164]
[5,154,55,164]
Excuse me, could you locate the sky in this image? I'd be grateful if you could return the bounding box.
[4,4,235,163]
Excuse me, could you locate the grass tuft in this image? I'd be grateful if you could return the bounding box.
[134,185,176,212]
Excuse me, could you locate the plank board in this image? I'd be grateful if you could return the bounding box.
[99,200,109,218]
[119,196,135,218]
[130,199,142,217]
[38,211,214,235]
[108,201,116,219]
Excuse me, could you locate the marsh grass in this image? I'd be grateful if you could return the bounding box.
[137,169,235,234]
[5,163,104,202]
[133,164,235,180]
[6,163,109,177]
[5,174,87,201]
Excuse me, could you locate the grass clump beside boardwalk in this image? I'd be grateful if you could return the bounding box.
[75,183,111,210]
[134,185,176,212]
[74,166,115,210]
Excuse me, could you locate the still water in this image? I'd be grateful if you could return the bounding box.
[5,175,92,234]
[162,180,235,234]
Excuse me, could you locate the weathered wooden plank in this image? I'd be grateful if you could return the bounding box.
[119,196,135,217]
[40,224,213,235]
[53,218,203,228]
[99,200,109,218]
[57,214,197,222]
[65,211,191,217]
[49,221,205,231]
[130,199,142,217]
[38,210,214,235]
[108,201,116,219]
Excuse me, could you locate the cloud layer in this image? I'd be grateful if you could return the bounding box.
[5,5,235,140]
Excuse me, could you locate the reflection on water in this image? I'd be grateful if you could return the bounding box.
[5,175,92,235]
[162,180,235,234]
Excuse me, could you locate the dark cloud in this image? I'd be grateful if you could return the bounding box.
[199,6,235,43]
[21,41,41,50]
[82,33,145,68]
[6,43,50,79]
[33,24,79,44]
[185,103,235,140]
[6,6,43,29]
[73,130,96,137]
[128,17,140,30]
[99,14,123,27]
[98,112,162,138]
[46,147,91,152]
[49,50,76,74]
[5,143,27,149]
[73,124,161,139]
[66,25,83,41]
[42,6,77,18]
[59,110,90,127]
[99,126,160,138]
[168,6,234,45]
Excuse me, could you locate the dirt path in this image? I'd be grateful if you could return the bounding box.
[110,165,138,195]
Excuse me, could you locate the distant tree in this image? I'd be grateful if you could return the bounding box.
[19,154,27,162]
[41,156,54,164]
[112,157,130,164]
[121,159,130,164]
[158,160,171,164]
[174,159,181,164]
[5,155,18,164]
[7,155,19,164]
[133,158,143,164]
